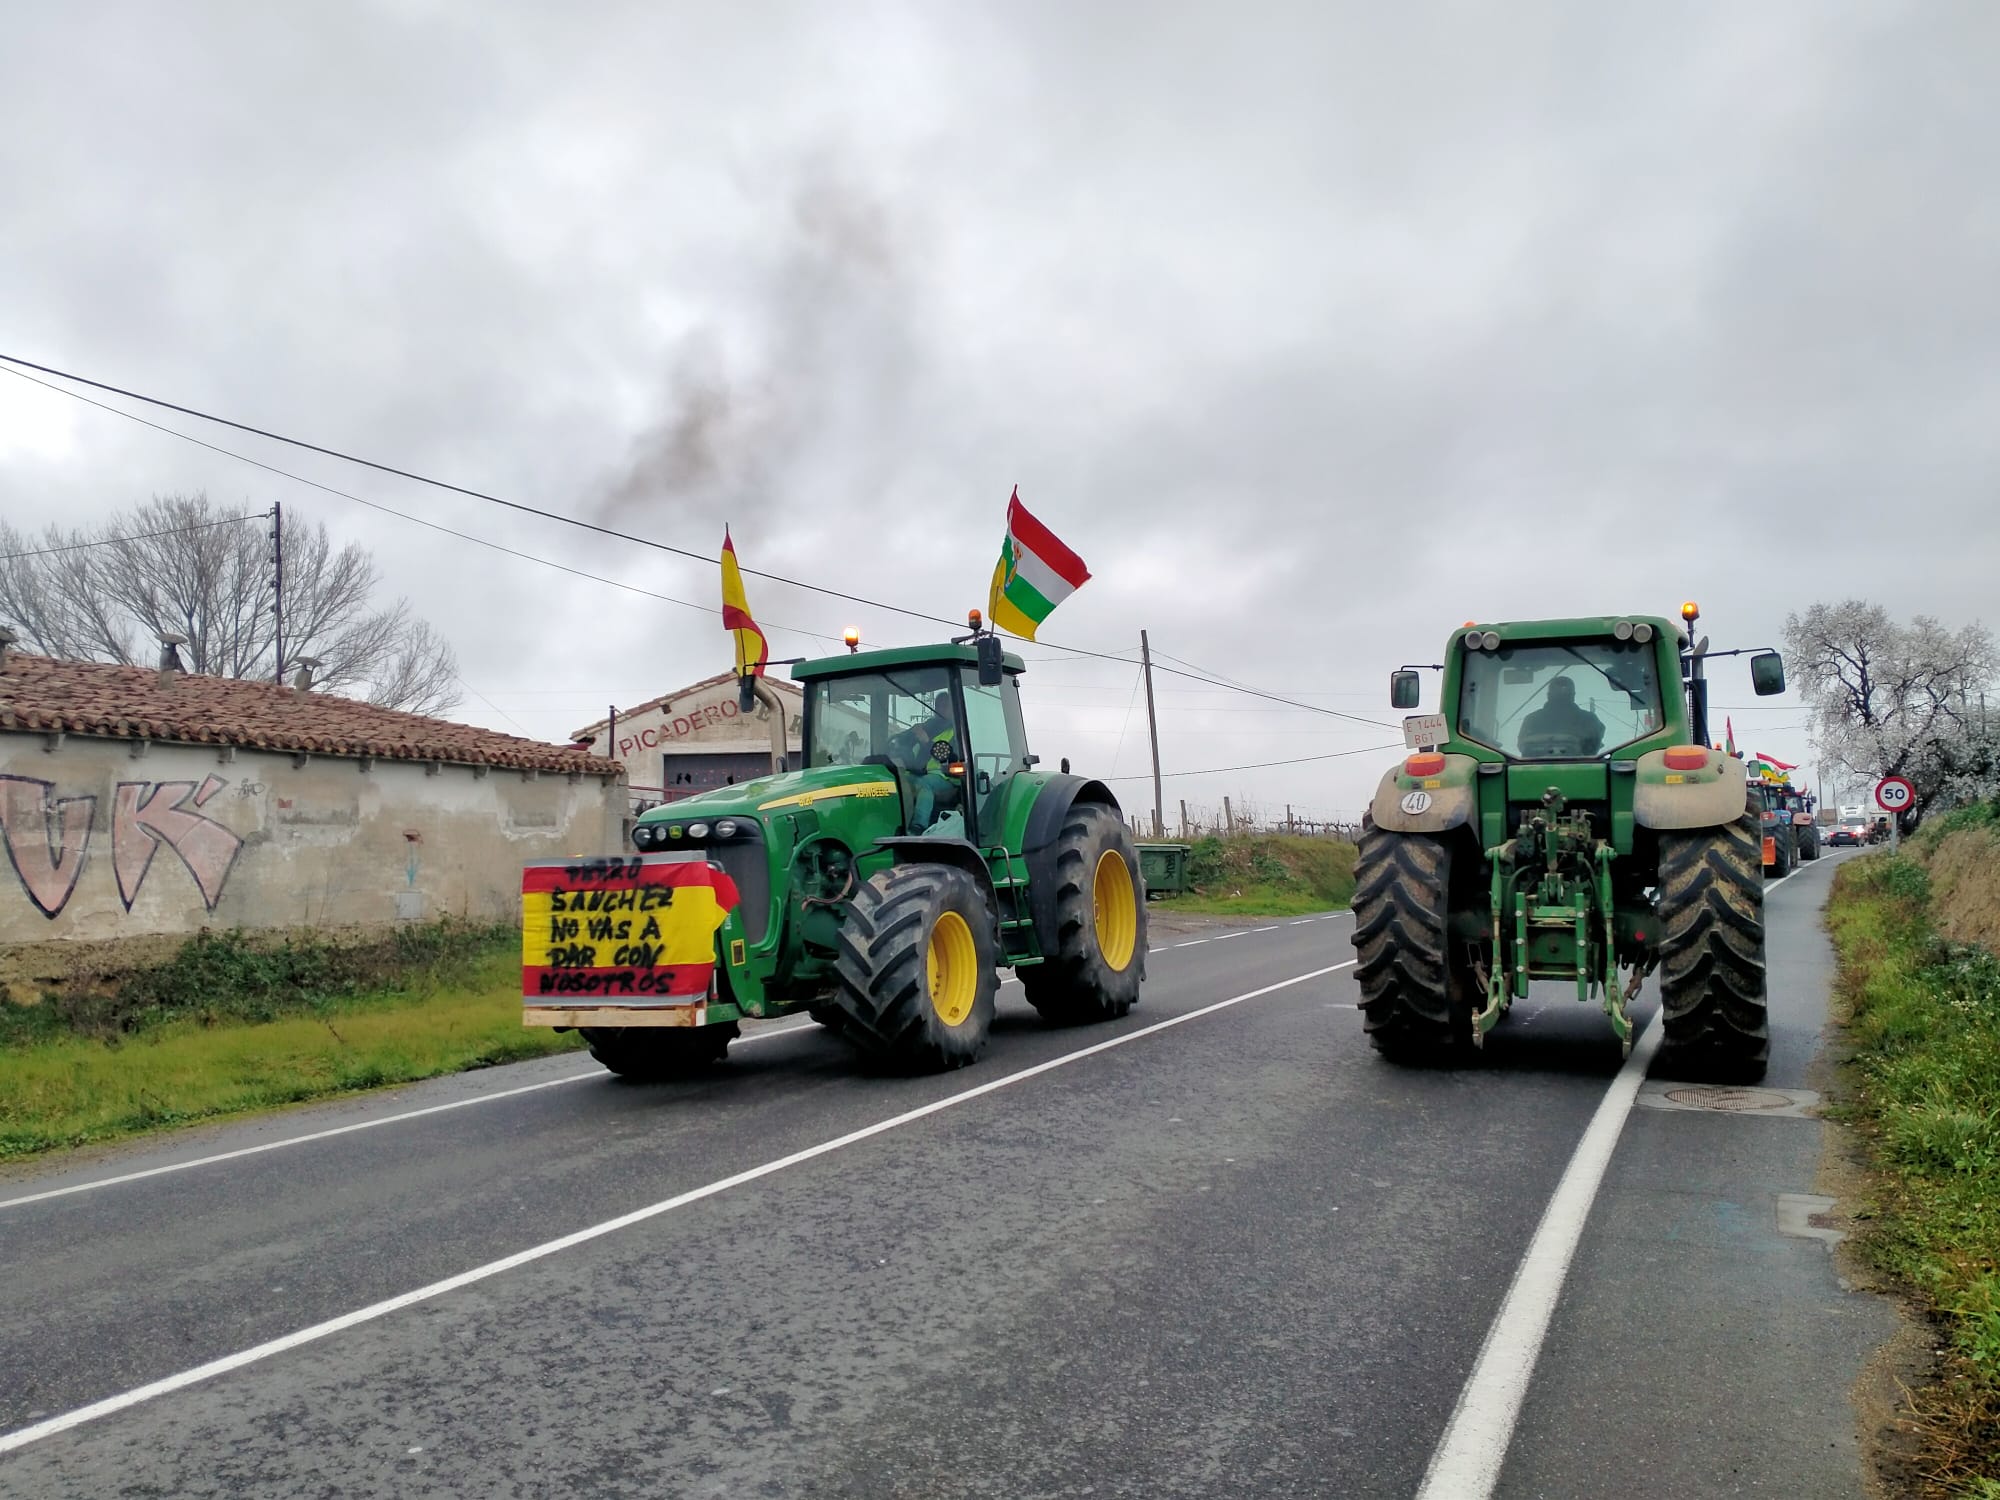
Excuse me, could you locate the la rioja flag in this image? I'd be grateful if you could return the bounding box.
[988,488,1090,641]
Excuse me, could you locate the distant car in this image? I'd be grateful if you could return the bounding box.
[1828,824,1868,847]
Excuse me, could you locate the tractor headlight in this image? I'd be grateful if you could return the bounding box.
[715,819,739,838]
[632,825,653,850]
[687,822,710,840]
[1632,622,1655,643]
[1479,630,1499,651]
[1614,620,1634,641]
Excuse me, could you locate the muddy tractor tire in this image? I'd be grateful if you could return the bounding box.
[1657,811,1770,1081]
[582,1022,739,1080]
[830,863,998,1071]
[1351,824,1475,1062]
[1020,803,1147,1026]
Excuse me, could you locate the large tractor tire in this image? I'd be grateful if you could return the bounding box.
[1657,812,1769,1081]
[582,1022,739,1080]
[1762,824,1794,879]
[1351,824,1474,1061]
[1020,804,1147,1025]
[830,864,998,1071]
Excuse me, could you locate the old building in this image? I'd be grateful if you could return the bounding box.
[569,671,804,807]
[0,643,625,947]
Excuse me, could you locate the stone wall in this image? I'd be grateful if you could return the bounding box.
[0,733,626,945]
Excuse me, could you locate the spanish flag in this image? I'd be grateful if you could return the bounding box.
[721,527,768,679]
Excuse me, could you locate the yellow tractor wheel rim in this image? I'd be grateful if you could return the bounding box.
[927,909,979,1027]
[1093,850,1139,972]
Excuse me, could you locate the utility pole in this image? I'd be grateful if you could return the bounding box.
[269,502,285,686]
[1140,629,1164,839]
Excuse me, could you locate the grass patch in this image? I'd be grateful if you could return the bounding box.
[1151,833,1357,917]
[1828,845,2000,1495]
[0,924,579,1161]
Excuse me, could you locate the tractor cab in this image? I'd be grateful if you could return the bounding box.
[795,643,1034,845]
[1453,635,1667,762]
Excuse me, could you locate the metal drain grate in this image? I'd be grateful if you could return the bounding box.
[1662,1085,1794,1112]
[1636,1083,1820,1118]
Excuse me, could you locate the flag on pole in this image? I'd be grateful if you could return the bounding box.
[720,528,768,678]
[1755,752,1798,771]
[1724,716,1737,756]
[988,487,1091,642]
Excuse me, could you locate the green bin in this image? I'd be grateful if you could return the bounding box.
[1136,842,1192,898]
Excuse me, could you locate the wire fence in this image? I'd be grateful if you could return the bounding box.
[1129,797,1366,844]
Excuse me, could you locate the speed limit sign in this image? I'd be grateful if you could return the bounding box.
[1875,776,1914,813]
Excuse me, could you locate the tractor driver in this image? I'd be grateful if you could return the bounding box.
[895,695,963,832]
[1518,675,1606,757]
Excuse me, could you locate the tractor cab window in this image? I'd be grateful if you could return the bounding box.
[1458,638,1664,760]
[959,666,1030,843]
[804,666,960,772]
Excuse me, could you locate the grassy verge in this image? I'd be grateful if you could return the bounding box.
[0,924,578,1162]
[1827,805,2000,1496]
[1150,833,1357,918]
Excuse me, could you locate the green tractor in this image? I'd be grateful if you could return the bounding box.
[1352,605,1787,1078]
[573,633,1146,1077]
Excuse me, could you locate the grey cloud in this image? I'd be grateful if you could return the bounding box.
[2,0,1995,816]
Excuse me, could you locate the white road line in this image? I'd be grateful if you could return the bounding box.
[0,1020,820,1213]
[1414,1016,1665,1500]
[1174,939,1209,948]
[1250,925,1280,934]
[2,918,1319,1212]
[0,958,1358,1455]
[1210,932,1245,942]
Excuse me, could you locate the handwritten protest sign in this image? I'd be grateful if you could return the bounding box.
[521,854,739,1007]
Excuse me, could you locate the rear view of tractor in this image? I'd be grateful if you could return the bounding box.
[526,629,1147,1077]
[1745,768,1817,874]
[1352,605,1787,1079]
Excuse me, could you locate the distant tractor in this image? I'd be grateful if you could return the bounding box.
[527,630,1147,1077]
[1744,769,1817,874]
[1353,605,1787,1079]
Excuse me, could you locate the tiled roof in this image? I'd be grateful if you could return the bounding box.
[568,669,803,741]
[0,652,622,776]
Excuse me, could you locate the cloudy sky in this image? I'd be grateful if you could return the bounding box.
[3,0,1995,822]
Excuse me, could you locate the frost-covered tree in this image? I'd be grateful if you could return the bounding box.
[1783,601,1997,827]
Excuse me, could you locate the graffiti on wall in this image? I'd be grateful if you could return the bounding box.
[0,774,246,920]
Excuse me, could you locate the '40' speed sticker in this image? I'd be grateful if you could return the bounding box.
[1399,789,1433,815]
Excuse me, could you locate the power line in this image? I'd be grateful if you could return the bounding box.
[0,509,263,562]
[1100,741,1404,782]
[0,355,1398,728]
[0,361,850,650]
[0,353,963,634]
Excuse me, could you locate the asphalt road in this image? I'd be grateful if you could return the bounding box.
[0,859,1892,1498]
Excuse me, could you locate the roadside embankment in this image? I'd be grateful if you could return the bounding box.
[0,922,576,1161]
[1826,805,2000,1496]
[1149,833,1357,917]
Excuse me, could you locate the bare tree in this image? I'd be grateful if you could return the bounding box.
[0,493,461,715]
[1783,600,1998,826]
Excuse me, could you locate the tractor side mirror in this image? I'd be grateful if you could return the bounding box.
[1390,670,1420,709]
[976,635,1004,686]
[1750,651,1786,696]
